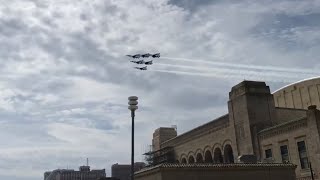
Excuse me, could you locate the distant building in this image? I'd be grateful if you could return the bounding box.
[111,162,145,180]
[44,165,106,180]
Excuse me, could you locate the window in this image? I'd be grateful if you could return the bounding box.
[280,145,289,162]
[265,149,272,159]
[297,141,309,169]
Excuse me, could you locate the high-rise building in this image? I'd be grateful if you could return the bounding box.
[111,162,145,180]
[44,165,106,180]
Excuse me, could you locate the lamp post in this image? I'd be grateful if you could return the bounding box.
[128,96,138,180]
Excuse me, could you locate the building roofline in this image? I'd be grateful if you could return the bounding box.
[275,107,307,111]
[272,76,320,94]
[161,114,229,145]
[135,163,297,175]
[258,116,307,134]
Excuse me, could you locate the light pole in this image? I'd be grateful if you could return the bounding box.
[128,96,138,180]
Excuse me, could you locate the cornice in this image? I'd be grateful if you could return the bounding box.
[162,119,229,147]
[259,117,307,139]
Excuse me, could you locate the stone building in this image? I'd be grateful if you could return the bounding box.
[149,78,320,180]
[273,77,320,109]
[135,163,297,180]
[44,166,106,180]
[111,162,145,180]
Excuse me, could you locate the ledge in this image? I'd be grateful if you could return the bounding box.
[135,163,297,175]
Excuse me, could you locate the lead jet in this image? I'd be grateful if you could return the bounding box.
[127,54,141,59]
[130,60,145,64]
[151,53,160,58]
[144,60,153,65]
[141,53,151,58]
[134,66,147,70]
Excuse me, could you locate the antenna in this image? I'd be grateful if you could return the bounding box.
[171,125,177,132]
[87,158,89,166]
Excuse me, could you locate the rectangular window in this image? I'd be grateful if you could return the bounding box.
[280,145,289,162]
[297,141,309,169]
[265,149,272,159]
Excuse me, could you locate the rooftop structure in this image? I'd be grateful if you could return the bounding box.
[44,165,106,180]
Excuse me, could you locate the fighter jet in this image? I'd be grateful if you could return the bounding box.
[130,60,145,64]
[144,60,153,65]
[126,54,141,59]
[141,53,152,58]
[151,53,160,58]
[134,66,147,70]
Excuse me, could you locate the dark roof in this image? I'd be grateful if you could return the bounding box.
[135,163,297,174]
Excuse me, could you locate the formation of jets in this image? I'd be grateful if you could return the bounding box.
[130,60,153,65]
[127,53,160,70]
[126,53,160,59]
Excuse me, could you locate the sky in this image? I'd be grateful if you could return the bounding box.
[0,0,320,179]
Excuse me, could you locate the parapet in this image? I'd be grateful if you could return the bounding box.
[229,81,271,99]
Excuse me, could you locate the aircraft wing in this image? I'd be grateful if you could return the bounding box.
[138,60,145,64]
[152,53,160,58]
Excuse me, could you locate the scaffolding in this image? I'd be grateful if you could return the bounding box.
[144,146,175,166]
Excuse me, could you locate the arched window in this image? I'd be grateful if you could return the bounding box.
[213,148,223,163]
[196,153,204,163]
[204,150,213,163]
[188,156,195,164]
[224,144,234,163]
[181,158,187,163]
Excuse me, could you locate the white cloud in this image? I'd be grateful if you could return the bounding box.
[0,0,319,179]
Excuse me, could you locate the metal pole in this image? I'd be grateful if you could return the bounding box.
[131,110,135,180]
[310,162,314,180]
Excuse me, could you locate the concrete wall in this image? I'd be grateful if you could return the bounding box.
[273,77,320,110]
[153,127,177,152]
[160,115,238,163]
[135,164,297,180]
[275,108,307,124]
[173,125,236,163]
[228,81,275,160]
[259,107,320,179]
[158,81,277,163]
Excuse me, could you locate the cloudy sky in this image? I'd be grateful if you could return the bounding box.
[0,0,320,179]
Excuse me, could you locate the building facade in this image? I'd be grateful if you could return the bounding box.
[44,166,106,180]
[111,162,145,180]
[273,77,320,109]
[150,79,320,180]
[135,163,297,180]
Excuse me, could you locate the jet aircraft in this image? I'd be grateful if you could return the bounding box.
[130,60,145,64]
[141,53,152,58]
[127,53,160,58]
[151,53,160,58]
[134,66,147,70]
[144,60,153,65]
[126,54,141,58]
